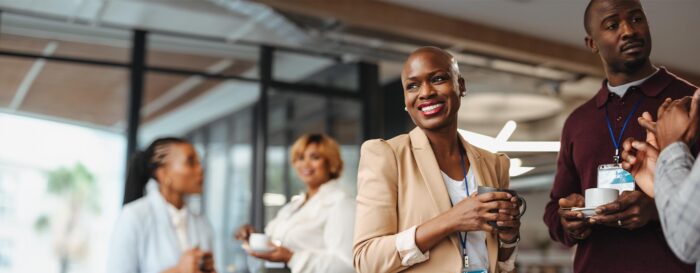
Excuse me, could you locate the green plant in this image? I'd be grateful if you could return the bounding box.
[34,163,100,273]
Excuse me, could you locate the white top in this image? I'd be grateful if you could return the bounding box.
[441,168,489,270]
[607,68,659,97]
[394,167,519,271]
[264,181,356,273]
[107,180,214,273]
[166,203,190,251]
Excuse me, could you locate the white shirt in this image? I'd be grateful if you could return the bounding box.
[442,168,489,270]
[607,68,659,97]
[264,181,356,273]
[166,203,190,252]
[107,180,214,273]
[395,167,518,271]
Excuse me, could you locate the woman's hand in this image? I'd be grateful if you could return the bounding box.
[234,224,256,241]
[248,244,294,263]
[448,192,515,233]
[496,196,522,242]
[168,248,206,273]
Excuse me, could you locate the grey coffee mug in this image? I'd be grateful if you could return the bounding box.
[477,186,527,229]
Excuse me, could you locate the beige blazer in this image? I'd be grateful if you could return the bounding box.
[353,127,510,273]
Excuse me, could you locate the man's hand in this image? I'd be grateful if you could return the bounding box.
[590,190,657,229]
[656,89,700,151]
[558,193,591,240]
[621,137,659,197]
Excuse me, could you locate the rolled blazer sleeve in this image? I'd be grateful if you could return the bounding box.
[353,139,407,273]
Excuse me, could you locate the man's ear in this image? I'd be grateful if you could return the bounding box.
[585,36,599,53]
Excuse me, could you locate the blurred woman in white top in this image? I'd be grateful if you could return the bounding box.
[108,137,215,273]
[234,134,355,273]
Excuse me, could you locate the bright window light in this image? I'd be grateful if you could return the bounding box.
[459,120,560,176]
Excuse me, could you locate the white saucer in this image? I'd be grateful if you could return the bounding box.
[242,242,274,253]
[571,207,598,218]
[249,246,274,253]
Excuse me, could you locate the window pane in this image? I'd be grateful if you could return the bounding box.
[0,54,127,273]
[273,50,358,91]
[264,89,362,221]
[0,13,131,63]
[147,34,259,78]
[0,57,129,129]
[138,69,259,273]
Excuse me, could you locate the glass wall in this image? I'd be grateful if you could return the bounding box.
[2,11,373,273]
[0,56,128,273]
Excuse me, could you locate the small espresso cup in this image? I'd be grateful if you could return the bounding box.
[477,186,527,228]
[585,188,619,208]
[248,233,272,252]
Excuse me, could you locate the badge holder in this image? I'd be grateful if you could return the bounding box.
[597,163,635,192]
[599,97,643,193]
[460,250,487,273]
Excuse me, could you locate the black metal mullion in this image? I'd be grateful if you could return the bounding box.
[359,61,381,140]
[283,98,294,200]
[251,46,273,230]
[122,30,148,205]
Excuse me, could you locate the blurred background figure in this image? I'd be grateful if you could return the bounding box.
[234,134,355,273]
[107,137,216,273]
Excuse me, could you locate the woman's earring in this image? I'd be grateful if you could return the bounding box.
[404,107,408,112]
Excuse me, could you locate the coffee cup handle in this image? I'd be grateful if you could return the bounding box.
[517,196,527,218]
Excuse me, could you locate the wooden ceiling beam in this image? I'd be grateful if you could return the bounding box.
[256,0,700,85]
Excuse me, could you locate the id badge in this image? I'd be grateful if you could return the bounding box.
[597,163,635,192]
[461,254,487,273]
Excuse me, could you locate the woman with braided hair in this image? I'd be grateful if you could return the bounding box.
[108,137,216,273]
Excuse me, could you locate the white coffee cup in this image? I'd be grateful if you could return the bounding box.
[248,233,272,252]
[585,188,619,208]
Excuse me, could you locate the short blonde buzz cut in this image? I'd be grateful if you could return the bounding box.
[289,133,344,180]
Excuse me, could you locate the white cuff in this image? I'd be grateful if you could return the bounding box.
[287,250,307,272]
[497,246,518,273]
[395,225,430,266]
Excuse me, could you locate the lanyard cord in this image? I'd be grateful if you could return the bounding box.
[457,146,469,257]
[604,98,644,161]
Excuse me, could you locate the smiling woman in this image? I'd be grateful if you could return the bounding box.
[353,47,524,273]
[234,134,356,273]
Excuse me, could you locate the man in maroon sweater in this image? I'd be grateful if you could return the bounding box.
[543,0,698,272]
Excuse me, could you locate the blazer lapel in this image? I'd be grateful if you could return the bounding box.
[409,128,462,253]
[409,128,453,214]
[460,138,487,188]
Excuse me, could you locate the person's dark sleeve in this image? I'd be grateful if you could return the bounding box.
[543,120,583,247]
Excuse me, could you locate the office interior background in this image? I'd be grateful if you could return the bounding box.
[0,0,698,272]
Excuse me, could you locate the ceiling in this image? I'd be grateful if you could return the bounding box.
[383,0,700,75]
[1,0,691,182]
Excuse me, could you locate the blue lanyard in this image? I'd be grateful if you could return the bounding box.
[604,98,643,163]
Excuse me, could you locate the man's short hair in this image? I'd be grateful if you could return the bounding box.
[584,0,595,35]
